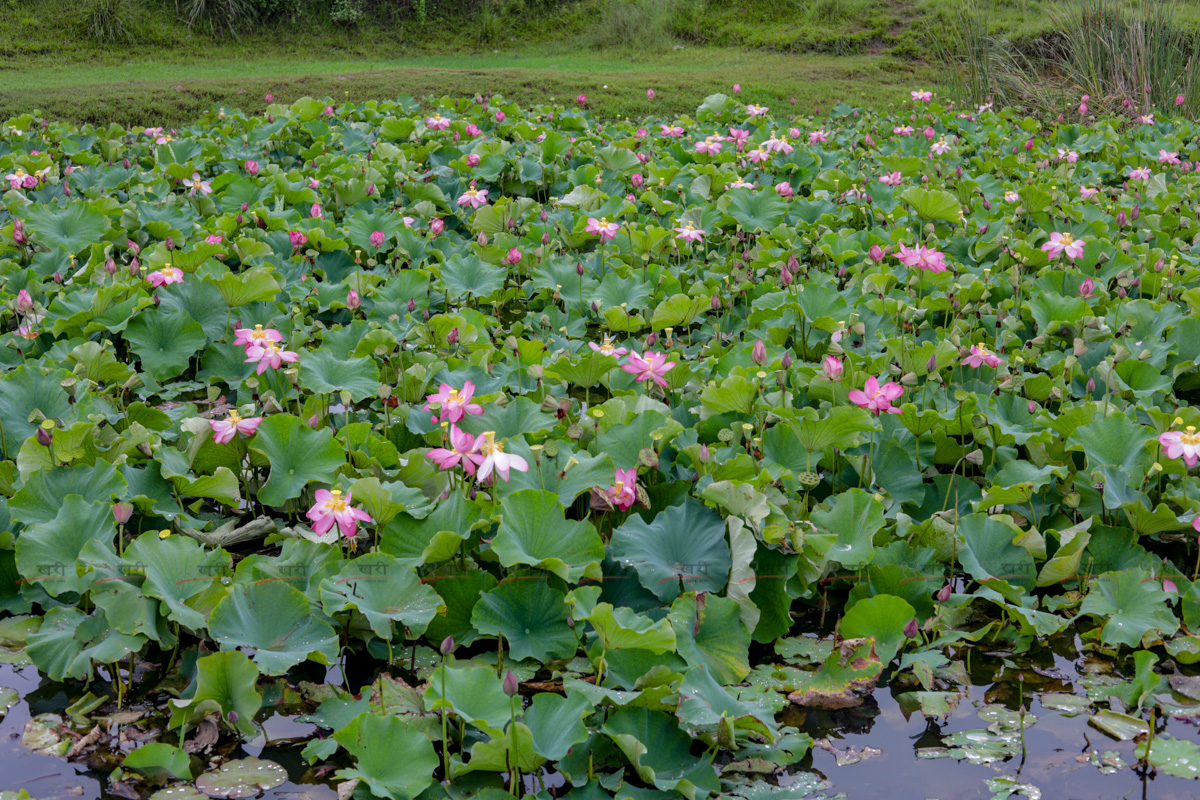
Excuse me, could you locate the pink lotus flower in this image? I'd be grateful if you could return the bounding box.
[310,202,324,219]
[962,345,1002,369]
[694,137,723,154]
[775,181,794,198]
[647,88,656,99]
[1056,148,1079,163]
[746,104,769,117]
[1160,425,1200,467]
[659,124,685,137]
[245,160,259,176]
[733,83,741,94]
[1078,277,1099,298]
[347,290,360,310]
[746,148,771,164]
[849,376,904,414]
[808,130,830,145]
[879,171,903,186]
[17,323,37,339]
[426,114,451,130]
[1041,231,1084,260]
[244,342,298,374]
[425,424,484,475]
[505,248,522,265]
[1159,149,1180,165]
[621,350,676,387]
[466,153,481,167]
[894,125,914,136]
[631,173,644,189]
[576,95,587,104]
[673,221,704,242]
[148,266,184,286]
[822,355,843,381]
[307,489,372,540]
[601,467,638,511]
[424,381,484,423]
[477,431,529,484]
[911,90,933,102]
[1004,190,1020,203]
[586,217,620,243]
[457,187,489,208]
[289,230,308,250]
[869,244,887,263]
[494,111,506,122]
[727,127,749,147]
[1080,186,1099,199]
[895,243,947,273]
[307,178,320,189]
[588,336,628,357]
[930,137,951,155]
[233,324,284,349]
[1139,114,1155,124]
[1129,167,1152,180]
[370,231,386,248]
[751,338,767,365]
[182,172,211,196]
[430,218,445,236]
[15,289,32,313]
[210,409,264,444]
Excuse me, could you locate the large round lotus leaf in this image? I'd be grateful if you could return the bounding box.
[195,758,287,799]
[318,552,443,640]
[124,742,193,781]
[470,576,577,662]
[611,498,730,602]
[208,581,339,675]
[248,415,346,507]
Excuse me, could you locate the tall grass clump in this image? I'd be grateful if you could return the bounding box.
[933,0,1064,114]
[1051,0,1200,117]
[87,0,138,42]
[180,0,258,35]
[590,0,700,50]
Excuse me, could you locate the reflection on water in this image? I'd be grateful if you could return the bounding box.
[2,639,1200,799]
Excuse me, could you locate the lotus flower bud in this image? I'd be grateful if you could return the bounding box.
[699,444,710,462]
[407,298,416,313]
[1086,377,1096,393]
[1027,400,1038,414]
[788,254,800,272]
[591,301,599,313]
[632,173,644,189]
[1116,210,1127,226]
[105,257,117,275]
[539,208,548,223]
[36,421,53,447]
[447,327,459,345]
[165,236,175,251]
[711,294,721,310]
[1164,578,1178,594]
[577,262,586,276]
[752,338,767,365]
[955,165,963,179]
[937,584,952,602]
[347,290,360,310]
[502,670,519,697]
[903,618,919,638]
[822,356,843,381]
[16,289,32,313]
[52,271,63,284]
[112,502,134,524]
[477,231,488,247]
[646,332,657,347]
[782,352,792,369]
[12,219,26,245]
[440,635,455,655]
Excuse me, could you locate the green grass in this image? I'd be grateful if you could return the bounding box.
[0,47,933,126]
[1,0,1198,126]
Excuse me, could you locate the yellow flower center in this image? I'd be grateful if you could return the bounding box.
[599,337,615,355]
[1183,426,1200,445]
[446,388,462,403]
[324,490,348,512]
[1060,234,1074,245]
[227,410,242,424]
[481,431,502,456]
[467,189,478,196]
[976,345,991,356]
[14,169,24,177]
[614,481,624,491]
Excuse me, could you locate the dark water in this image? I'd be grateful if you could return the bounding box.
[2,650,1198,800]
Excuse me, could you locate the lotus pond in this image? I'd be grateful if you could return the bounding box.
[2,90,1200,800]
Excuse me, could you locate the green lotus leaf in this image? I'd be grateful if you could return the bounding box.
[460,723,544,773]
[956,513,1037,596]
[25,606,145,682]
[423,662,512,734]
[522,690,593,761]
[441,253,505,299]
[297,347,380,402]
[839,594,917,665]
[677,666,778,742]
[123,743,193,781]
[332,713,439,800]
[168,651,261,739]
[209,581,339,674]
[602,706,722,799]
[1079,568,1179,647]
[123,308,208,382]
[9,461,125,526]
[470,577,577,661]
[423,569,499,647]
[724,187,787,232]
[786,638,883,709]
[0,366,73,459]
[810,488,883,570]
[611,498,730,602]
[669,592,751,683]
[15,495,113,598]
[124,531,231,630]
[491,490,604,583]
[195,758,287,799]
[19,201,108,253]
[207,267,281,307]
[319,553,443,640]
[249,415,346,507]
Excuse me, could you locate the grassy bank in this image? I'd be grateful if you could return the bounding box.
[1,0,1198,125]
